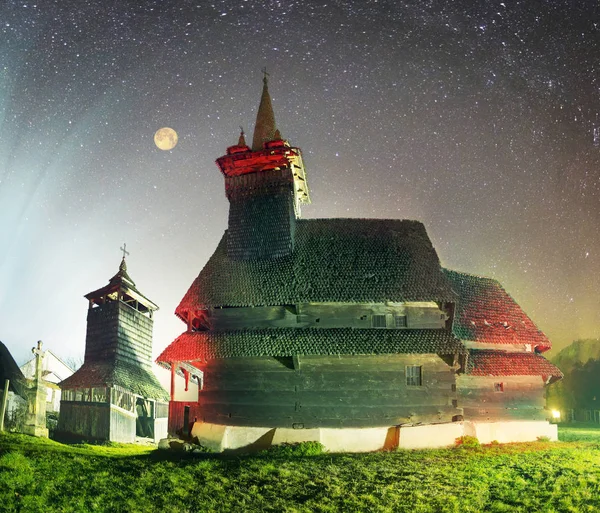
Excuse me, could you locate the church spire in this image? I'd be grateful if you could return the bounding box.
[251,69,277,151]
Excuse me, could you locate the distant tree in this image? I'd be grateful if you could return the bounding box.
[548,358,600,414]
[63,355,83,372]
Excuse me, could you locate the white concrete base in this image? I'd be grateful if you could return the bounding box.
[464,420,557,444]
[398,422,464,449]
[189,420,557,453]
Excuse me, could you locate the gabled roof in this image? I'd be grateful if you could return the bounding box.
[0,341,29,399]
[466,349,562,383]
[156,328,465,363]
[177,219,457,317]
[20,349,75,382]
[60,360,169,401]
[443,269,551,351]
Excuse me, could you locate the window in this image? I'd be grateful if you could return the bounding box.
[394,315,407,328]
[156,402,169,419]
[372,314,387,328]
[111,388,135,412]
[494,382,504,392]
[406,365,422,386]
[91,387,107,403]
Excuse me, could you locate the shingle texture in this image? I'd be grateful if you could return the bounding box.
[466,349,562,380]
[177,218,457,316]
[60,361,169,401]
[156,328,465,363]
[443,269,551,350]
[225,171,295,260]
[0,341,29,399]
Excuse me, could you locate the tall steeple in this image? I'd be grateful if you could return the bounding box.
[251,69,277,151]
[215,74,311,260]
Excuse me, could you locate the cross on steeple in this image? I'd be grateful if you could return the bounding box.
[252,69,276,151]
[120,243,130,259]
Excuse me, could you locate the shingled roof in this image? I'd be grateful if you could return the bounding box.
[85,258,158,314]
[443,269,551,351]
[466,349,562,382]
[60,360,169,401]
[177,218,457,317]
[156,328,465,364]
[0,341,29,399]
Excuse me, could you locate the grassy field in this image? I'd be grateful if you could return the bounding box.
[1,425,600,512]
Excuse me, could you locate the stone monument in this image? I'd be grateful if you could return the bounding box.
[23,341,49,437]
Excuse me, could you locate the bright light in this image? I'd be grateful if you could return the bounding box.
[551,410,561,419]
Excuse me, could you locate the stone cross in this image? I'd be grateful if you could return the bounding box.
[32,340,45,382]
[24,340,49,437]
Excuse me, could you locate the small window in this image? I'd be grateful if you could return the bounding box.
[372,314,387,328]
[394,315,407,328]
[494,382,504,392]
[406,365,422,386]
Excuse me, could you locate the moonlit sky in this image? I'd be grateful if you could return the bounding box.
[1,1,599,366]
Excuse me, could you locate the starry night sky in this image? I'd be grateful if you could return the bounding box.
[1,0,599,366]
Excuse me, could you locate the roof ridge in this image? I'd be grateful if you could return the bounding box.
[299,217,424,224]
[443,268,501,285]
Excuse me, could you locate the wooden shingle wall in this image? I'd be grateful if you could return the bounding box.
[84,301,154,369]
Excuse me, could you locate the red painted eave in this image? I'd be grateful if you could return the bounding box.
[216,146,299,177]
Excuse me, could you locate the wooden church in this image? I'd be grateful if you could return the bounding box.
[58,256,169,443]
[156,76,562,451]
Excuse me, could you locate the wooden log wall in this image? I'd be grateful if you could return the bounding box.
[208,302,447,330]
[456,375,548,422]
[169,401,203,435]
[196,354,461,428]
[57,402,110,440]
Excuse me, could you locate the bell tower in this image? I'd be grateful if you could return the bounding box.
[216,72,311,260]
[81,256,158,368]
[58,249,168,442]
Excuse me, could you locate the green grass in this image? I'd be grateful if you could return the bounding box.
[1,425,600,512]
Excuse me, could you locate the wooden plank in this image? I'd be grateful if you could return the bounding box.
[297,371,455,391]
[295,390,455,408]
[202,368,456,393]
[199,402,297,420]
[199,403,460,427]
[199,390,297,405]
[457,375,543,388]
[199,388,455,409]
[203,356,295,371]
[202,370,300,392]
[295,404,459,419]
[462,407,548,422]
[458,391,545,408]
[298,354,448,369]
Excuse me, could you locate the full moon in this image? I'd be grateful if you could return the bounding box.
[154,127,178,150]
